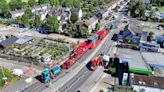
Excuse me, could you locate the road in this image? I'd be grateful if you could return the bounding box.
[59,24,124,92]
[21,21,125,92]
[21,28,110,92]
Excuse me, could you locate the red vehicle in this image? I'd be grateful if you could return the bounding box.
[61,29,109,69]
[90,57,102,71]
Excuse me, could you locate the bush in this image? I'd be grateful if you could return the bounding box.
[0,68,13,87]
[108,67,116,74]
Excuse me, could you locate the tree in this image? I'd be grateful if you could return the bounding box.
[34,15,42,28]
[73,0,81,8]
[0,68,14,87]
[108,67,116,75]
[149,32,154,37]
[147,32,154,42]
[21,14,30,27]
[50,0,60,7]
[38,0,49,4]
[95,23,100,31]
[44,16,59,33]
[0,0,10,18]
[9,0,24,11]
[64,0,74,7]
[128,0,146,18]
[80,26,89,38]
[71,12,78,23]
[20,9,32,27]
[24,8,33,18]
[28,0,37,7]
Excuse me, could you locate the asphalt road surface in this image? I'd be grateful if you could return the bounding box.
[59,26,122,92]
[21,21,125,92]
[21,31,106,92]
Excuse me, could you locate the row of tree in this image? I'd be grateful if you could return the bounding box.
[128,0,146,18]
[0,0,82,18]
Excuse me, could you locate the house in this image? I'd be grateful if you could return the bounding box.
[129,74,164,92]
[103,0,124,11]
[95,9,109,19]
[10,4,50,19]
[84,16,98,34]
[49,8,71,24]
[10,9,24,19]
[71,8,83,20]
[41,53,52,64]
[0,36,18,49]
[144,0,150,9]
[120,24,143,43]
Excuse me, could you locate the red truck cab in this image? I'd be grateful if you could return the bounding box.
[90,57,102,71]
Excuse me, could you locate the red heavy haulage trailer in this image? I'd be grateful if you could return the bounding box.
[61,29,109,69]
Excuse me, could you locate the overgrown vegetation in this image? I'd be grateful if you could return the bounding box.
[0,67,19,87]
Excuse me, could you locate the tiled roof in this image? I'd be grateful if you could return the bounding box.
[84,16,98,26]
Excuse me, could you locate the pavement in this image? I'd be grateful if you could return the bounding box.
[0,57,42,92]
[90,73,115,92]
[0,58,42,77]
[1,77,38,92]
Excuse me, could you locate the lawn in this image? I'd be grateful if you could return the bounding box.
[158,7,164,12]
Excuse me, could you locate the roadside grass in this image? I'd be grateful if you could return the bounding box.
[158,7,164,12]
[141,25,156,29]
[0,68,20,88]
[0,24,7,28]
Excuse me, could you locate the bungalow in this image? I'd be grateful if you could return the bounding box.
[95,9,109,19]
[84,16,98,34]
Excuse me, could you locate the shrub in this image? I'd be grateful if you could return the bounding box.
[108,67,116,74]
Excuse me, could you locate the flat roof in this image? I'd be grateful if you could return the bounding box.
[0,36,18,47]
[15,35,33,44]
[131,74,164,89]
[118,48,149,70]
[141,52,164,67]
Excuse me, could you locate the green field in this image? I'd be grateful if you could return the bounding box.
[158,7,164,12]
